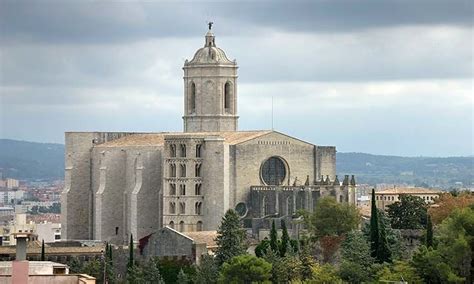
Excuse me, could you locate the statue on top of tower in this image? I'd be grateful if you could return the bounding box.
[208,21,214,31]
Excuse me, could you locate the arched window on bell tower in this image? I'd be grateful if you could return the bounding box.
[190,82,196,113]
[224,82,232,113]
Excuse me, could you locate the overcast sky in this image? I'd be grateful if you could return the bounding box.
[0,0,472,156]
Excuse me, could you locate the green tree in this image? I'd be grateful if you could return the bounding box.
[41,239,45,261]
[280,219,290,257]
[82,259,103,282]
[377,219,392,263]
[309,197,360,238]
[194,255,219,284]
[387,195,428,229]
[370,188,379,259]
[177,268,190,284]
[67,257,83,274]
[254,238,270,258]
[426,214,434,248]
[310,263,342,283]
[376,261,423,283]
[219,254,271,284]
[270,220,279,253]
[338,230,374,283]
[128,234,134,268]
[127,264,144,284]
[299,241,315,281]
[437,207,474,282]
[141,258,164,284]
[215,209,247,266]
[411,246,464,283]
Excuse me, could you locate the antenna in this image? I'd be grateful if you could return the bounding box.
[271,96,274,130]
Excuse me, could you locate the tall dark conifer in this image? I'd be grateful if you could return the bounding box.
[41,239,45,261]
[377,216,392,262]
[215,209,247,266]
[370,188,379,259]
[128,234,134,268]
[270,220,278,253]
[280,219,290,257]
[426,215,433,248]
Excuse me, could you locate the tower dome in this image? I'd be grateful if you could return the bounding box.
[186,31,235,65]
[183,25,239,133]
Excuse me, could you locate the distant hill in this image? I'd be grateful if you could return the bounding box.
[337,152,473,188]
[0,139,472,188]
[0,139,64,180]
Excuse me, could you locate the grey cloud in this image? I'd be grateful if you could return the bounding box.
[0,0,471,44]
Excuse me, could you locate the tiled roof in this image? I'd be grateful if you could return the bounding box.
[376,187,442,195]
[96,130,272,147]
[0,242,105,255]
[182,231,218,248]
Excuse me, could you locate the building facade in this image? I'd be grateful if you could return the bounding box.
[62,27,355,244]
[374,187,441,210]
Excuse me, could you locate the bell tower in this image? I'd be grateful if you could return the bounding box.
[183,25,238,132]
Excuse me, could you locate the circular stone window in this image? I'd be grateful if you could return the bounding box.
[235,202,248,217]
[261,156,287,185]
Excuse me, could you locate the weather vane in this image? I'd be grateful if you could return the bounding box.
[208,21,214,31]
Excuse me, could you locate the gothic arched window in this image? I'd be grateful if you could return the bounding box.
[169,221,174,229]
[179,202,186,214]
[169,183,176,196]
[180,164,186,177]
[195,183,202,195]
[170,164,176,177]
[224,82,232,111]
[195,202,202,215]
[180,184,186,196]
[169,202,176,214]
[190,82,196,113]
[179,221,185,232]
[196,221,203,231]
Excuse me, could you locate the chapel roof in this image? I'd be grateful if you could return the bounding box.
[96,130,272,147]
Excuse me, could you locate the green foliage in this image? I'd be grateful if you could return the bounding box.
[142,258,164,284]
[308,196,360,238]
[377,218,392,263]
[127,263,144,284]
[426,214,434,248]
[411,246,464,283]
[368,193,394,263]
[67,257,83,274]
[255,239,270,258]
[376,261,423,283]
[157,258,195,284]
[41,239,45,261]
[339,230,374,282]
[194,255,219,284]
[219,254,272,283]
[437,207,474,282]
[177,268,190,284]
[387,195,428,229]
[299,241,315,281]
[310,263,342,283]
[82,259,102,282]
[215,209,247,266]
[128,234,134,268]
[370,188,379,259]
[280,219,290,257]
[270,220,278,253]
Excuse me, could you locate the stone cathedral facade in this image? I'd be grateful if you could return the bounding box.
[61,28,356,244]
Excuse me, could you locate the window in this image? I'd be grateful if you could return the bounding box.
[180,184,186,196]
[261,196,267,216]
[195,163,201,177]
[286,197,292,216]
[170,144,177,157]
[169,184,176,195]
[179,202,186,214]
[190,82,196,113]
[224,82,232,110]
[115,227,119,235]
[55,235,61,240]
[180,164,186,177]
[180,144,186,157]
[195,184,202,195]
[261,157,287,185]
[170,164,176,177]
[195,202,202,215]
[196,221,203,231]
[196,144,202,158]
[169,221,175,229]
[169,202,176,214]
[179,221,185,232]
[339,195,343,203]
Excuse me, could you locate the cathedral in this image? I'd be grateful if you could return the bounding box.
[61,27,356,244]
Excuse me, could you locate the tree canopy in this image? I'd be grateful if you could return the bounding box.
[387,195,427,229]
[219,255,272,284]
[215,209,247,266]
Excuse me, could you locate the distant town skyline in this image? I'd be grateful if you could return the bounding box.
[0,1,472,156]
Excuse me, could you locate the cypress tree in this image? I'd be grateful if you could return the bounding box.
[426,214,433,248]
[215,209,247,266]
[370,188,379,259]
[270,220,279,253]
[280,219,290,257]
[41,239,45,261]
[377,216,392,263]
[128,234,134,268]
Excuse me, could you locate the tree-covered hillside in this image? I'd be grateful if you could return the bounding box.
[337,152,473,188]
[0,139,64,180]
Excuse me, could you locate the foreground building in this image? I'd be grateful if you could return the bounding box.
[62,26,355,244]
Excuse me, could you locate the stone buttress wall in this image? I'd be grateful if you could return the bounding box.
[315,146,336,180]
